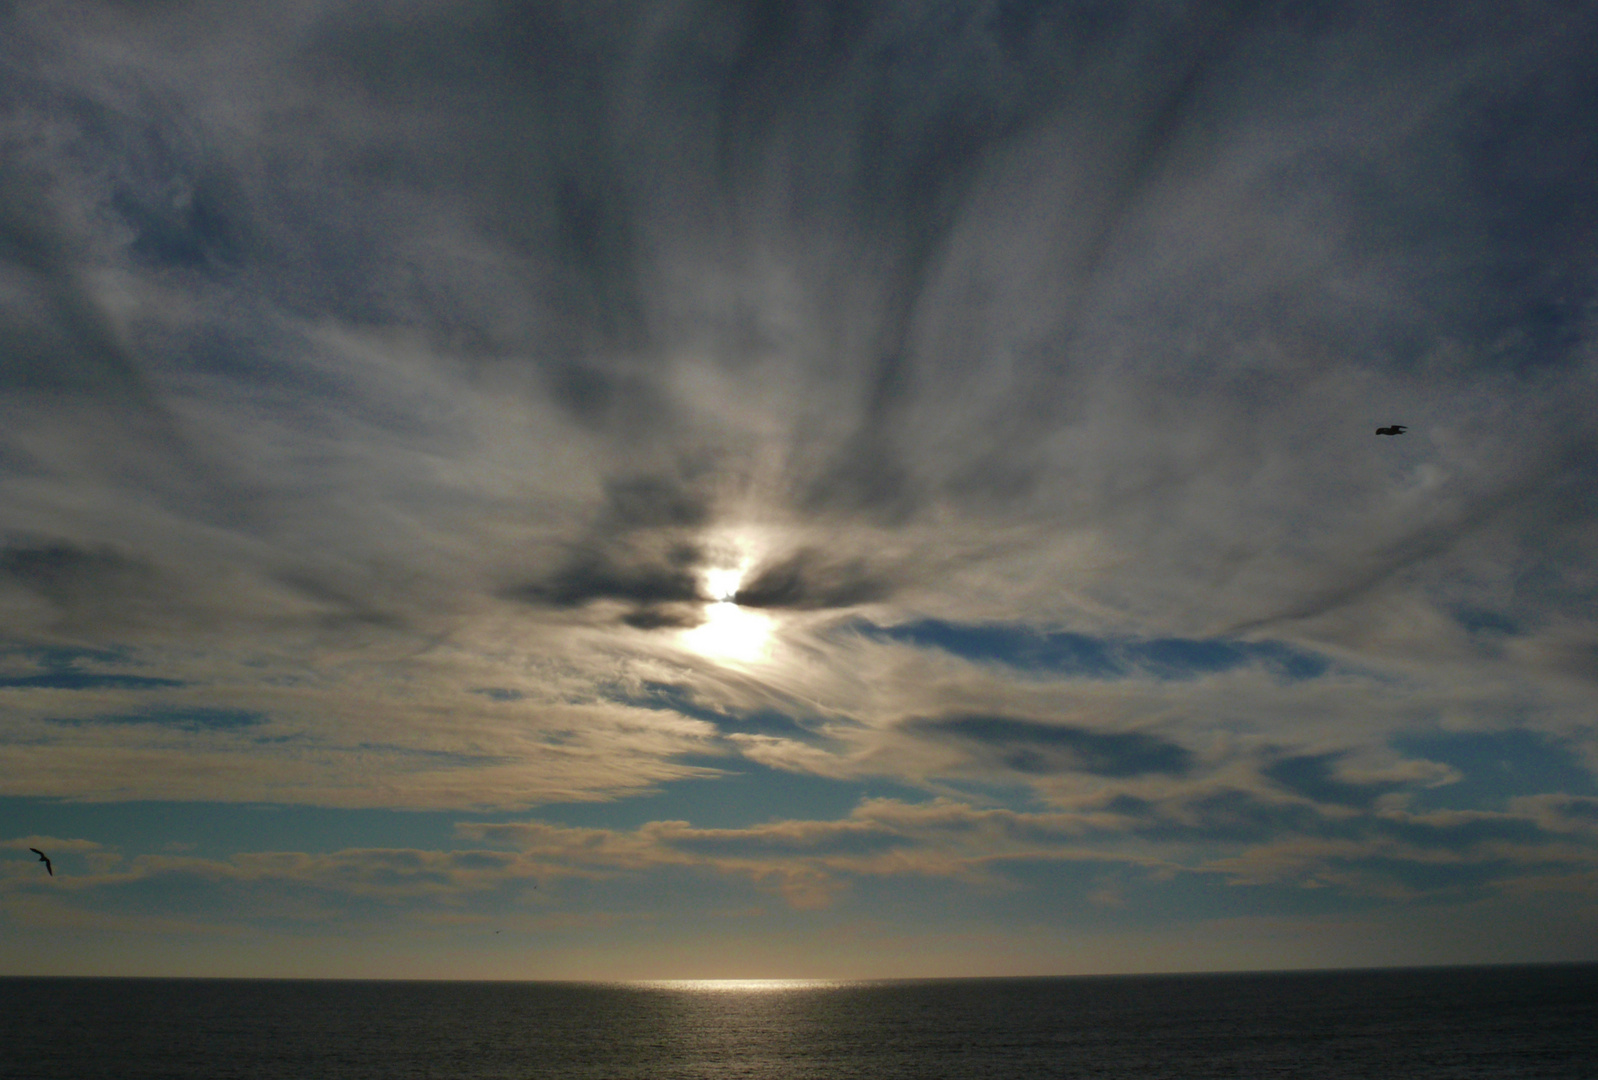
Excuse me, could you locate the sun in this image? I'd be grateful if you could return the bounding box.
[681,561,773,663]
[683,602,773,662]
[703,565,744,602]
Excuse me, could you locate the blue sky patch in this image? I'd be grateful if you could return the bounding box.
[520,760,932,832]
[0,671,187,690]
[1454,609,1518,637]
[913,715,1193,778]
[1393,730,1598,811]
[624,681,822,741]
[663,827,908,859]
[0,645,186,691]
[470,687,526,702]
[0,796,468,858]
[353,743,507,767]
[851,619,1330,681]
[1126,789,1327,843]
[51,708,264,731]
[1264,753,1406,809]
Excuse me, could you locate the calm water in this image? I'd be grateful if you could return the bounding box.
[2,966,1594,1079]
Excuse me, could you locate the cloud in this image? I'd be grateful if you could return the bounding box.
[0,694,726,810]
[1511,795,1598,837]
[512,553,704,612]
[734,549,893,610]
[502,474,716,628]
[456,799,1144,906]
[0,540,153,603]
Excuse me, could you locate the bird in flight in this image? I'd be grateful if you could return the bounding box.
[29,848,52,876]
[1375,425,1407,436]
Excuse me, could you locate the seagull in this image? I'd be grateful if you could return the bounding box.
[29,848,52,876]
[1375,425,1407,436]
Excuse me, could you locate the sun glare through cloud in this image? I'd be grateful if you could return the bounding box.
[704,564,746,603]
[683,558,773,663]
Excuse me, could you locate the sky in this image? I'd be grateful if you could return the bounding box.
[2,0,1596,980]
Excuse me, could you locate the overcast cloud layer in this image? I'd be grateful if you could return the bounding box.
[3,1,1597,976]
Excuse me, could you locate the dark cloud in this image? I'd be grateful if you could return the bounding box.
[546,364,673,435]
[712,2,1184,522]
[620,605,704,631]
[288,2,654,353]
[510,552,703,611]
[505,475,713,616]
[597,476,711,533]
[114,167,254,274]
[801,433,924,524]
[0,159,141,399]
[270,571,408,631]
[734,548,893,610]
[913,714,1193,778]
[0,541,157,610]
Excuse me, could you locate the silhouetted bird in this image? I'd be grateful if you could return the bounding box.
[29,848,52,876]
[1375,425,1407,436]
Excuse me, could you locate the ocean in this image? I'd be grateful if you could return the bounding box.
[2,965,1594,1079]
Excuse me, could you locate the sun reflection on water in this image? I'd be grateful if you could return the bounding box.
[630,979,848,993]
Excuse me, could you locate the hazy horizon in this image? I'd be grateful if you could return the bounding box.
[4,0,1597,981]
[7,960,1595,982]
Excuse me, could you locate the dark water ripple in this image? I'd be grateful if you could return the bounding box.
[2,965,1594,1079]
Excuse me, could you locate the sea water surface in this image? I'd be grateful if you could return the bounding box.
[2,965,1594,1079]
